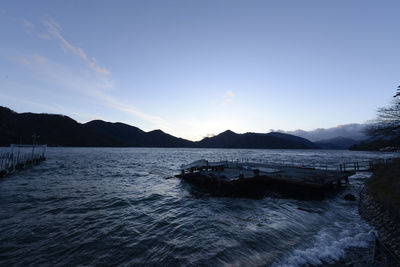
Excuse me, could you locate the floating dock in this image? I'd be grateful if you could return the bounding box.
[176,160,356,199]
[0,144,47,178]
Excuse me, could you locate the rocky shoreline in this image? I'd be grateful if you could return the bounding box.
[358,185,400,264]
[324,178,400,267]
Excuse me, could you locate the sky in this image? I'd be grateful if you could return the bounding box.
[1,0,400,141]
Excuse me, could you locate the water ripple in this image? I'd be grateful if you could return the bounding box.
[0,148,395,266]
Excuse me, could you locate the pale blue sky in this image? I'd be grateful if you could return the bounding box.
[1,0,399,140]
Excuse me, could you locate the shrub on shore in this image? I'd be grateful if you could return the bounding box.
[366,159,400,223]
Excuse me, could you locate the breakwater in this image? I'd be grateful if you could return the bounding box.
[358,159,400,264]
[0,144,47,178]
[359,186,400,264]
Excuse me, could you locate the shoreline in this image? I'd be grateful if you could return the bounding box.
[359,161,400,260]
[358,184,400,262]
[326,177,400,266]
[324,168,400,267]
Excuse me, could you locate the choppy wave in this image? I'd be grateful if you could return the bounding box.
[0,148,395,266]
[278,231,372,267]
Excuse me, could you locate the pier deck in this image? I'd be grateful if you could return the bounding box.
[176,160,357,199]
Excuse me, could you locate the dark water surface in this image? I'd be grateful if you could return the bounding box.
[0,148,397,266]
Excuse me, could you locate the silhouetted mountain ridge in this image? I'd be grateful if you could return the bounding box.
[0,106,320,149]
[0,107,112,146]
[198,131,317,149]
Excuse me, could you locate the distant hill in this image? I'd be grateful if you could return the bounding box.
[84,120,192,147]
[0,107,193,147]
[282,124,368,142]
[350,136,400,151]
[196,130,317,149]
[0,106,112,146]
[314,136,360,150]
[0,106,317,149]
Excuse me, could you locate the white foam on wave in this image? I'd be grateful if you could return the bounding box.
[271,172,376,267]
[274,227,373,267]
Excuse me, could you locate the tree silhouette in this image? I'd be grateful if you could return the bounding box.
[367,85,400,137]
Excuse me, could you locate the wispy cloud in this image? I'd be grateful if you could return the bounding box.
[0,92,102,123]
[32,54,46,63]
[37,33,51,40]
[210,90,236,106]
[21,19,35,35]
[0,92,58,112]
[94,91,171,130]
[23,19,34,28]
[19,57,30,65]
[10,54,170,129]
[224,90,235,104]
[43,17,110,75]
[9,16,171,132]
[4,55,30,65]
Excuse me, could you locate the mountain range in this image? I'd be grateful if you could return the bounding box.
[0,106,362,149]
[314,136,360,150]
[282,124,368,142]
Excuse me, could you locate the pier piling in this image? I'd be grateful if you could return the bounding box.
[0,144,47,178]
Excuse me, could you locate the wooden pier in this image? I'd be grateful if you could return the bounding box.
[339,158,394,172]
[175,158,395,199]
[0,144,47,178]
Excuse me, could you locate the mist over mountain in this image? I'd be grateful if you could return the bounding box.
[281,124,368,142]
[314,136,360,150]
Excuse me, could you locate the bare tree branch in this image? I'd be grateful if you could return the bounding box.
[367,85,400,137]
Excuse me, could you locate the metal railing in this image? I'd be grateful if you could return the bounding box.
[180,158,398,174]
[339,158,394,172]
[371,232,400,265]
[0,144,47,178]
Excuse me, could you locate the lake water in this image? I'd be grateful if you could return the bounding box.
[0,148,397,266]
